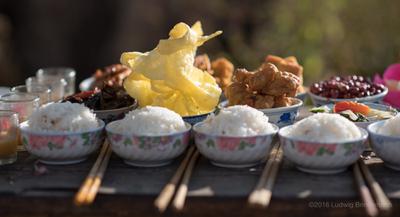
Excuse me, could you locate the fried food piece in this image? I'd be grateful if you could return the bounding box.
[211,58,234,90]
[248,63,300,97]
[265,55,304,93]
[194,54,234,90]
[225,83,275,108]
[246,63,277,91]
[91,64,131,89]
[265,55,303,79]
[225,62,300,109]
[194,54,212,73]
[225,82,252,106]
[254,94,275,109]
[273,96,291,107]
[121,22,222,116]
[234,68,253,83]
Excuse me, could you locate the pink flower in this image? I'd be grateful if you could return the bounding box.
[29,135,66,150]
[323,144,337,153]
[374,63,400,108]
[217,138,240,151]
[111,134,123,143]
[160,136,172,145]
[182,134,190,145]
[297,142,318,156]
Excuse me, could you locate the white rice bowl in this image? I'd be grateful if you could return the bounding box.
[197,105,275,136]
[111,106,187,136]
[287,113,362,142]
[377,114,400,136]
[27,102,99,132]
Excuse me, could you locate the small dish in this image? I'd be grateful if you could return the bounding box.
[182,112,213,125]
[279,126,368,174]
[193,122,279,168]
[319,102,397,129]
[368,121,400,171]
[94,101,137,123]
[296,91,307,102]
[308,87,388,106]
[20,119,105,165]
[106,121,191,167]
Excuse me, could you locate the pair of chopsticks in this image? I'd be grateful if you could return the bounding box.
[154,146,200,212]
[74,141,113,206]
[248,143,283,207]
[353,159,392,217]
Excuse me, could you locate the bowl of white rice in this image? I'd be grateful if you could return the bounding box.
[19,102,105,165]
[193,105,279,168]
[106,106,191,167]
[219,98,303,127]
[368,115,400,170]
[279,113,368,174]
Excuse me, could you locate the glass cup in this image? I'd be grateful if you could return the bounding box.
[36,67,76,96]
[26,76,66,102]
[11,85,51,105]
[0,87,10,97]
[0,111,19,165]
[0,92,40,122]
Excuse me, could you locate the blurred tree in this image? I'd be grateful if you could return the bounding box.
[0,0,399,87]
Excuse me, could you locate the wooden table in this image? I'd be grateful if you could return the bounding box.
[1,150,400,217]
[1,108,400,217]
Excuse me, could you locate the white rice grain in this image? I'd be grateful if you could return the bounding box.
[111,106,187,135]
[287,113,362,142]
[27,102,99,132]
[197,105,275,136]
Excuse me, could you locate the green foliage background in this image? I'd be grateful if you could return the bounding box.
[195,0,400,85]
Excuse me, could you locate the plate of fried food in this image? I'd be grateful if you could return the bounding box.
[221,56,304,127]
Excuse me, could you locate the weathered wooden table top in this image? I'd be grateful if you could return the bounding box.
[1,107,400,217]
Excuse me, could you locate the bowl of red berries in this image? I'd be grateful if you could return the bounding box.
[309,75,388,106]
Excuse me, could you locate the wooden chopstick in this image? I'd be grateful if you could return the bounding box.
[248,144,283,207]
[154,146,196,212]
[85,145,112,204]
[353,163,379,217]
[74,141,111,206]
[358,159,392,212]
[172,149,200,211]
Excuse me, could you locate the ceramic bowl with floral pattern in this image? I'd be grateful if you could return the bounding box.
[368,121,400,171]
[106,122,191,167]
[20,119,105,165]
[279,126,368,174]
[193,123,279,168]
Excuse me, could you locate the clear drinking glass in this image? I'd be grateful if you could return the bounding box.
[0,87,10,97]
[0,93,40,122]
[0,111,19,165]
[11,85,51,105]
[26,76,66,101]
[36,67,76,96]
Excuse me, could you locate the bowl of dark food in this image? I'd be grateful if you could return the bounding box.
[309,75,388,106]
[310,101,397,129]
[63,85,137,123]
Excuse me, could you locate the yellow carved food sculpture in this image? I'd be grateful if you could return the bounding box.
[120,21,222,116]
